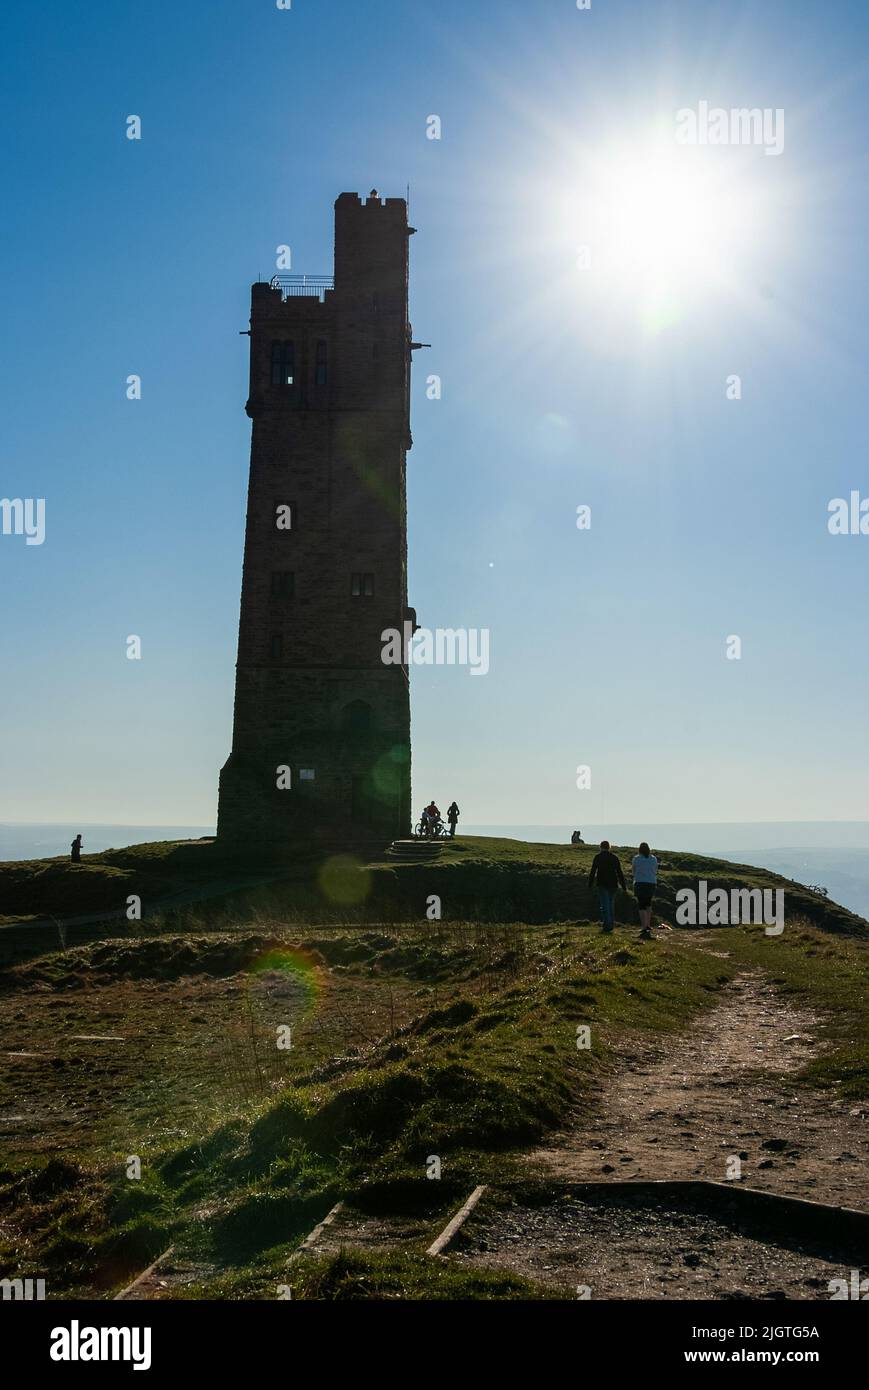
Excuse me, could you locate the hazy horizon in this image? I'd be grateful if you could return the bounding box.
[5,817,869,834]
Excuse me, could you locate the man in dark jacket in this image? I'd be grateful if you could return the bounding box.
[588,840,626,933]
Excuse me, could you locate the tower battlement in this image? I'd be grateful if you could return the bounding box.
[335,190,407,210]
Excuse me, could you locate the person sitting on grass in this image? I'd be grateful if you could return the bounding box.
[587,840,625,933]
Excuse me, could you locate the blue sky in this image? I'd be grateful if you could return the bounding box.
[1,0,868,827]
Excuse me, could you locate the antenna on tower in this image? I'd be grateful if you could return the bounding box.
[406,182,410,216]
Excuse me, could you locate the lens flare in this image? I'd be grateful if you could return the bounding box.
[246,944,326,1017]
[317,854,371,906]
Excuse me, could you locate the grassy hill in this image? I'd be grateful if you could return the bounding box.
[366,836,864,935]
[0,834,863,939]
[0,836,866,1299]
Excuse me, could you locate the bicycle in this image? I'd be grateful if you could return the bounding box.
[414,817,450,840]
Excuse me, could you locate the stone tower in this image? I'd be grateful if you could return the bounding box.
[217,192,414,855]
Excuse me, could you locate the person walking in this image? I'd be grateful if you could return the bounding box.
[446,801,460,837]
[588,840,625,933]
[70,833,83,864]
[631,841,658,939]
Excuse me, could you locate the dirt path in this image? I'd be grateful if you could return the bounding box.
[114,966,869,1301]
[530,968,869,1210]
[453,1188,858,1300]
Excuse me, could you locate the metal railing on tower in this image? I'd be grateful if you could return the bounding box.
[269,274,334,302]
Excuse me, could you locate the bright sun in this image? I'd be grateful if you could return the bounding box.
[560,136,768,334]
[603,156,740,279]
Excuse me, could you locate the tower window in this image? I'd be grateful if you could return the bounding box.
[315,340,328,385]
[268,634,283,660]
[270,340,295,386]
[270,571,295,599]
[350,572,375,597]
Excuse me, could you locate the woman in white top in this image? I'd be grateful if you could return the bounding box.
[631,841,658,939]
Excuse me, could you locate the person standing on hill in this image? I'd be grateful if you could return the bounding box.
[70,833,82,863]
[588,840,626,933]
[447,801,460,837]
[631,841,658,939]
